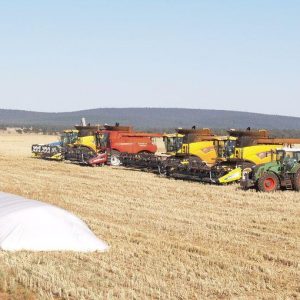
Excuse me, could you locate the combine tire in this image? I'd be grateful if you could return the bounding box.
[110,150,121,166]
[257,172,279,192]
[293,170,300,191]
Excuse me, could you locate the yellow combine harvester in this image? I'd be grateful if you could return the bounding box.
[31,129,78,160]
[167,128,218,164]
[162,128,231,178]
[121,127,229,173]
[64,123,100,162]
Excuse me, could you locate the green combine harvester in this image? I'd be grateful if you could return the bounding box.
[241,148,300,192]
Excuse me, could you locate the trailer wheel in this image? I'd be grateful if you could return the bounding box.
[110,150,121,166]
[257,172,279,192]
[293,170,300,191]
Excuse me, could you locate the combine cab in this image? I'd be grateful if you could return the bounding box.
[163,133,184,154]
[31,130,78,161]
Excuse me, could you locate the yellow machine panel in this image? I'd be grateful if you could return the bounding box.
[176,140,217,165]
[231,144,284,165]
[72,135,97,152]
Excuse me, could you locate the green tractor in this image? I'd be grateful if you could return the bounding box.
[241,148,300,192]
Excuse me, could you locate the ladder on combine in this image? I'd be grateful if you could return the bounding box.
[106,151,112,165]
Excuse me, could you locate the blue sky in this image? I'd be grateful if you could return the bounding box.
[0,1,299,116]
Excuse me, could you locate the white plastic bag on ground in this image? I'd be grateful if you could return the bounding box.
[0,192,109,252]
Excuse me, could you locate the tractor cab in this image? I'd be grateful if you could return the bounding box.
[276,148,300,171]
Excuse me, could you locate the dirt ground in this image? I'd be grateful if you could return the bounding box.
[0,134,299,299]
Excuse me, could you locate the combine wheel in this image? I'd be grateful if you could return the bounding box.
[293,170,300,191]
[110,150,121,166]
[257,172,279,192]
[138,151,150,155]
[158,162,168,175]
[188,156,202,163]
[158,156,177,176]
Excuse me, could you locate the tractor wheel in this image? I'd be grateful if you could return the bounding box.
[257,172,279,192]
[110,150,121,166]
[293,170,300,191]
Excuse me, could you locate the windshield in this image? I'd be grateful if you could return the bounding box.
[78,129,95,137]
[216,139,236,158]
[61,132,78,145]
[165,136,183,153]
[224,140,236,157]
[277,150,300,162]
[97,132,109,149]
[276,150,285,162]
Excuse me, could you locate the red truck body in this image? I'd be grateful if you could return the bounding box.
[88,125,162,166]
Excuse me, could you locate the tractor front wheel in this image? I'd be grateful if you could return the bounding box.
[257,172,279,192]
[293,170,300,191]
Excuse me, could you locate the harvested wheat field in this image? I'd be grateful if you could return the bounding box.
[0,134,299,299]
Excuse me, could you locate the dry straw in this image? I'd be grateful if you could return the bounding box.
[0,134,299,299]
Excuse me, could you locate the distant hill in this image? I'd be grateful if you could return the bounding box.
[1,108,300,131]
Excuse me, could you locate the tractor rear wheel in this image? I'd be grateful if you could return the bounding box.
[257,172,279,192]
[293,170,300,191]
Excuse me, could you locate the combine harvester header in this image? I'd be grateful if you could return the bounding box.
[31,129,79,161]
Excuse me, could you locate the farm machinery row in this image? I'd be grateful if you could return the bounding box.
[120,127,300,188]
[32,119,165,166]
[31,119,300,192]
